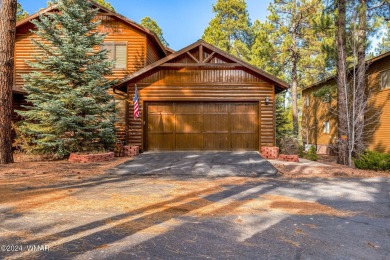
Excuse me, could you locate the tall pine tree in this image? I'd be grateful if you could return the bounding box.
[48,0,115,11]
[202,0,252,61]
[265,0,329,136]
[16,3,28,21]
[17,0,116,156]
[141,17,169,46]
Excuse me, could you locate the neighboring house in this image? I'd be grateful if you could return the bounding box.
[12,3,288,151]
[13,3,168,141]
[114,40,288,151]
[302,51,390,154]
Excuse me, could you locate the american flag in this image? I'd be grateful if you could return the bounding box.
[133,85,140,119]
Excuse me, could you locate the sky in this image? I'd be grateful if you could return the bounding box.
[18,0,272,51]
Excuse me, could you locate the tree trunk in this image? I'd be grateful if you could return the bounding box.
[291,58,299,136]
[291,0,299,137]
[0,0,17,164]
[335,0,348,165]
[355,0,367,155]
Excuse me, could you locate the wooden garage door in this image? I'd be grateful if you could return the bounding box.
[146,102,259,151]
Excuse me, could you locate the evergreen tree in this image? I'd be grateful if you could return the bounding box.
[202,0,252,61]
[265,0,329,136]
[48,0,115,11]
[16,2,28,21]
[0,0,17,164]
[17,0,116,156]
[275,94,292,146]
[376,28,390,54]
[141,16,169,46]
[250,20,283,78]
[94,0,115,11]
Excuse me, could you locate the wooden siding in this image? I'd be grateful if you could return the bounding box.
[146,38,165,66]
[14,13,166,143]
[302,54,390,154]
[365,57,390,153]
[301,78,338,147]
[126,68,275,150]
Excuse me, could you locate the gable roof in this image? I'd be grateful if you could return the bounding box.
[114,39,289,93]
[16,1,167,56]
[303,50,390,91]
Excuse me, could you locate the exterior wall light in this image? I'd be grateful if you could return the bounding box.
[265,95,270,105]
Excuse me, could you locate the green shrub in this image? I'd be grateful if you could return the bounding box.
[354,151,390,171]
[298,145,305,158]
[305,145,318,161]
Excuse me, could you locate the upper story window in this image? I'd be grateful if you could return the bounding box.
[305,96,310,107]
[322,93,331,103]
[102,42,127,69]
[380,69,390,90]
[323,121,330,134]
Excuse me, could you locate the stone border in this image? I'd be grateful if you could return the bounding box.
[260,146,279,159]
[279,154,300,162]
[69,152,115,163]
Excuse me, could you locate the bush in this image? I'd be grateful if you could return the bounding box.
[279,136,300,155]
[354,151,390,171]
[305,145,318,161]
[298,145,305,158]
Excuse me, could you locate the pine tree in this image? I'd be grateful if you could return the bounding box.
[202,0,252,61]
[16,3,28,21]
[141,16,169,46]
[376,28,390,54]
[48,0,115,11]
[17,0,116,156]
[93,0,115,11]
[0,0,17,164]
[265,0,329,136]
[275,94,292,146]
[250,20,283,78]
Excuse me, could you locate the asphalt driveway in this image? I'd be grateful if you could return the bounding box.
[112,151,279,177]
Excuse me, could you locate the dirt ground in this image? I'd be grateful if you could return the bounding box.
[274,155,389,178]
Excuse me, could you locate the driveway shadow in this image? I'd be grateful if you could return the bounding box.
[110,151,279,177]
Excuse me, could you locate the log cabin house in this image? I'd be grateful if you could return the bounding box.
[12,2,288,152]
[302,51,390,154]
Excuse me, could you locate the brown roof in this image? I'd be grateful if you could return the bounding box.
[303,50,390,91]
[114,39,289,93]
[16,1,167,56]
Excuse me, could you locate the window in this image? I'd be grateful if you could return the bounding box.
[102,42,127,69]
[323,121,330,134]
[305,96,310,107]
[322,93,331,103]
[380,69,390,90]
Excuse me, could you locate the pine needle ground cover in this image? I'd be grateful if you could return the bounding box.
[1,162,388,259]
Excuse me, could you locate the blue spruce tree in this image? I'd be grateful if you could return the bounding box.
[17,0,116,156]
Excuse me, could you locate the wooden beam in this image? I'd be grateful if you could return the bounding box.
[199,45,204,63]
[160,63,243,68]
[186,52,199,63]
[203,52,216,63]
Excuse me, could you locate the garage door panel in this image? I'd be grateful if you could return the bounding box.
[231,133,258,150]
[230,103,258,113]
[203,103,229,113]
[148,103,174,113]
[148,134,174,151]
[230,114,258,133]
[175,103,203,113]
[147,102,259,151]
[176,134,203,150]
[204,134,230,150]
[148,114,175,133]
[204,114,229,133]
[175,115,203,133]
